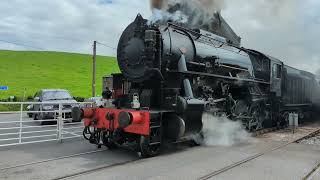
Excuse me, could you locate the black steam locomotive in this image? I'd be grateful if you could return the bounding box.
[73,15,320,157]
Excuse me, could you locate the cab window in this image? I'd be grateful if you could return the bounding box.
[272,64,282,79]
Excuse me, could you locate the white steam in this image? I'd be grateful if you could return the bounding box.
[149,0,225,27]
[148,8,188,25]
[200,113,250,146]
[166,0,225,13]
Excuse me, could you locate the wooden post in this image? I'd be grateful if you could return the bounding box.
[92,41,97,97]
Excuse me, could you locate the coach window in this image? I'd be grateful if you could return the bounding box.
[272,64,281,79]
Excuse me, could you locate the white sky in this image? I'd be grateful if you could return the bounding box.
[0,0,319,72]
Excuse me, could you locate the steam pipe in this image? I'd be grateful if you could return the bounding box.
[178,54,194,98]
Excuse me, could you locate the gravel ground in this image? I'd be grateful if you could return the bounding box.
[257,127,317,143]
[256,120,320,146]
[257,121,320,143]
[299,135,320,145]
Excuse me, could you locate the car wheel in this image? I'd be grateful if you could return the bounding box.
[40,119,47,126]
[38,113,48,125]
[33,113,39,120]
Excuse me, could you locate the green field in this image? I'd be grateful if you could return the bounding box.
[0,50,119,99]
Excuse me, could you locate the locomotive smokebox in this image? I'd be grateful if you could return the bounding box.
[117,15,161,82]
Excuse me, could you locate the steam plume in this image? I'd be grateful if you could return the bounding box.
[194,113,250,146]
[149,0,242,46]
[149,0,225,28]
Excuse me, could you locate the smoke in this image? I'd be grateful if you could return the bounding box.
[148,8,188,25]
[149,0,225,28]
[223,0,320,73]
[198,113,250,146]
[316,69,320,78]
[147,0,320,73]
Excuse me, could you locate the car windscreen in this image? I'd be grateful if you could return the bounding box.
[42,91,73,101]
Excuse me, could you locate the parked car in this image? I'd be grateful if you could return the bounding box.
[28,89,78,124]
[27,104,33,118]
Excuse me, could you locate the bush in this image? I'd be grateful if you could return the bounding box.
[0,104,28,112]
[74,96,85,102]
[0,95,85,111]
[0,96,30,111]
[27,96,34,101]
[7,96,17,102]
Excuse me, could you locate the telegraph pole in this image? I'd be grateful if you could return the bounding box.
[92,41,97,97]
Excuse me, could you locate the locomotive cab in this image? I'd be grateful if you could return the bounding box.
[269,57,283,97]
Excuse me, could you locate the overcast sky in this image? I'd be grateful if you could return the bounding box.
[0,0,319,73]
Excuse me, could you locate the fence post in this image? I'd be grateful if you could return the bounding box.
[58,103,63,143]
[19,103,23,144]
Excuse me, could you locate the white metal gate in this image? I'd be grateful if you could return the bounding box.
[0,102,93,147]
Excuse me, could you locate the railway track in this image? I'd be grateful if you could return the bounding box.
[0,149,109,171]
[49,126,303,180]
[253,126,281,137]
[2,125,317,179]
[48,126,316,180]
[53,159,141,180]
[303,162,320,180]
[198,127,320,180]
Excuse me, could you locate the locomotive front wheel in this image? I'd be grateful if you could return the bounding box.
[33,113,39,120]
[102,132,117,150]
[139,135,161,158]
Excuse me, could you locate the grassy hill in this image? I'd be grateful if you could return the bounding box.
[0,50,119,100]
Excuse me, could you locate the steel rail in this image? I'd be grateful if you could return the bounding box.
[14,126,314,179]
[53,159,141,180]
[0,149,109,171]
[198,128,320,180]
[303,161,320,180]
[50,128,291,180]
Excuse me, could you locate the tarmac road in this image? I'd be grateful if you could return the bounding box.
[0,139,139,180]
[1,115,320,180]
[3,137,319,180]
[67,142,320,180]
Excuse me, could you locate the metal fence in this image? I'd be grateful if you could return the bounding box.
[0,102,93,147]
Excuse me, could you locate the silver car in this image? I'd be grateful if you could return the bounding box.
[29,89,78,124]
